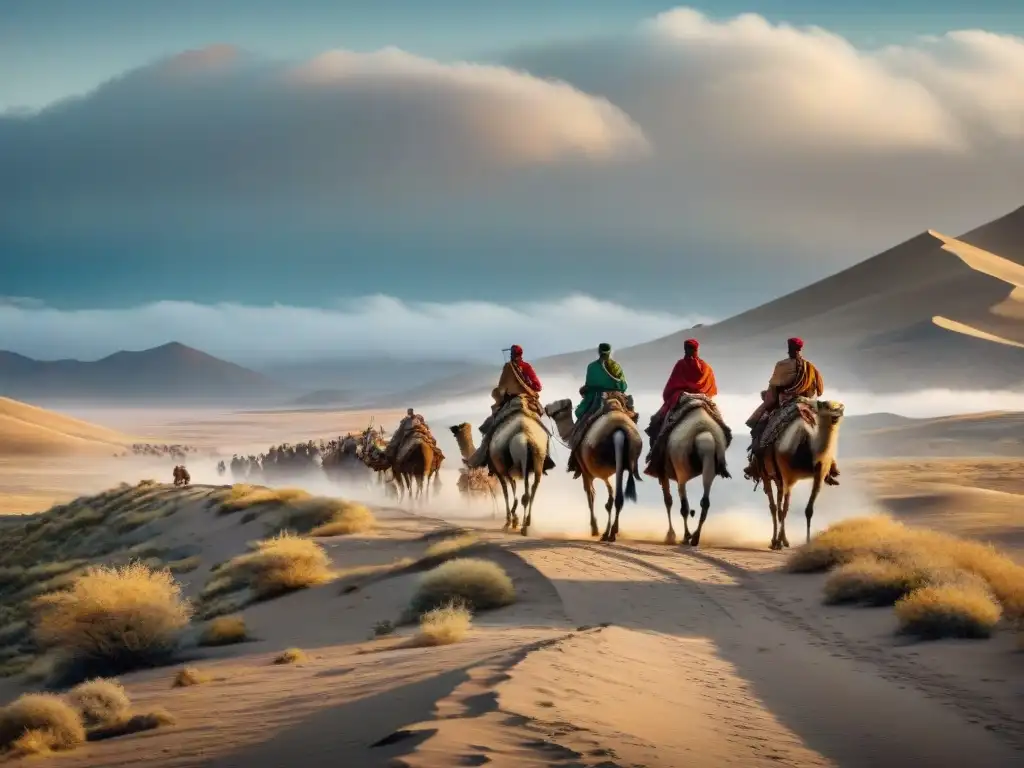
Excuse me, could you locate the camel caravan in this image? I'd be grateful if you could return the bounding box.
[430,336,844,549]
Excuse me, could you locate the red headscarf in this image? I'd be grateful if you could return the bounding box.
[787,337,804,356]
[510,344,523,359]
[661,339,717,405]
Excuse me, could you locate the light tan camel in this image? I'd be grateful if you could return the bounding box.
[756,399,845,550]
[651,403,731,547]
[476,408,551,535]
[449,424,500,518]
[544,399,641,542]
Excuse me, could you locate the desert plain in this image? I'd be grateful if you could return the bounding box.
[0,396,1019,768]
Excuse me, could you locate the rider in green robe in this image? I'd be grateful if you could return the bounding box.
[576,343,627,420]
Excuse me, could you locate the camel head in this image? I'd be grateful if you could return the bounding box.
[815,400,845,426]
[543,399,573,421]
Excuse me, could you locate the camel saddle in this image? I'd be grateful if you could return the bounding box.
[482,394,551,437]
[567,392,638,453]
[643,393,732,476]
[388,417,445,463]
[753,397,817,454]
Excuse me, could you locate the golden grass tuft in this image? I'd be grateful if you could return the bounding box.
[87,707,176,741]
[198,615,249,647]
[307,501,376,537]
[273,648,307,665]
[209,533,332,602]
[823,556,931,606]
[65,678,131,727]
[408,558,515,619]
[172,666,210,688]
[32,562,192,680]
[0,693,85,754]
[895,580,1002,640]
[218,485,311,514]
[423,534,479,561]
[412,602,472,646]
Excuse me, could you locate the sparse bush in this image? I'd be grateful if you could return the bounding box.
[785,516,916,573]
[373,619,396,637]
[218,485,311,514]
[32,562,192,681]
[895,579,1002,640]
[823,556,930,606]
[273,648,307,665]
[199,615,250,646]
[172,666,210,688]
[413,602,472,646]
[407,558,515,619]
[212,533,333,601]
[167,556,201,574]
[306,501,376,537]
[423,534,479,561]
[65,678,131,727]
[88,708,175,741]
[0,693,85,755]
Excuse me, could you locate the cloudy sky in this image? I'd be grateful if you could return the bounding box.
[2,1,1023,363]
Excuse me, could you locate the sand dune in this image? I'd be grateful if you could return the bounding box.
[0,483,1019,767]
[0,397,132,457]
[843,411,1024,458]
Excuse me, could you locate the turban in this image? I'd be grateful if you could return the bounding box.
[683,338,699,353]
[787,337,804,352]
[598,342,612,355]
[509,344,523,358]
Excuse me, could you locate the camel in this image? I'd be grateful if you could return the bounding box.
[449,423,500,518]
[648,399,731,547]
[361,423,439,503]
[544,399,641,542]
[754,399,845,550]
[172,465,190,487]
[472,401,551,535]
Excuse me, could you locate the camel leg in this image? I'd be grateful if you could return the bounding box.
[690,449,717,548]
[778,484,793,549]
[804,466,825,544]
[763,476,780,550]
[609,477,624,542]
[415,473,425,504]
[522,467,542,537]
[507,476,520,529]
[497,475,513,532]
[677,480,693,545]
[520,465,533,537]
[660,475,677,545]
[583,473,599,538]
[600,478,614,542]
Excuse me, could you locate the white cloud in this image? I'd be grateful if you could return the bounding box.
[0,294,705,364]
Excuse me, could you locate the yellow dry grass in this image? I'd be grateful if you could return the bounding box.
[789,515,1024,640]
[198,614,249,647]
[0,693,85,755]
[65,678,131,727]
[273,648,307,665]
[87,707,176,741]
[217,485,311,514]
[307,501,376,537]
[407,558,516,619]
[32,562,192,681]
[412,602,472,647]
[172,666,210,688]
[423,534,479,561]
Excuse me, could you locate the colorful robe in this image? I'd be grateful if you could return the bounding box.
[575,357,627,420]
[656,355,718,419]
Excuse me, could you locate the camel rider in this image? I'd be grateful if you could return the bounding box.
[385,408,427,462]
[464,344,556,474]
[646,339,718,443]
[742,337,839,485]
[575,343,627,420]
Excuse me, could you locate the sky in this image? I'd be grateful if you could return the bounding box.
[2,1,1024,363]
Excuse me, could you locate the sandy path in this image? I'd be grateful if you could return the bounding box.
[398,534,1023,767]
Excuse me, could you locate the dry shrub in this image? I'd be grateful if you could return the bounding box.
[88,707,175,741]
[0,693,85,755]
[168,555,201,574]
[408,558,515,619]
[306,501,376,537]
[273,648,307,665]
[785,516,913,573]
[212,533,332,601]
[32,562,192,681]
[423,534,479,561]
[65,678,131,727]
[172,666,210,687]
[823,556,931,606]
[413,602,472,647]
[219,485,311,514]
[895,578,1002,640]
[198,615,249,647]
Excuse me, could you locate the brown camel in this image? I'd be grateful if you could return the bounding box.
[544,399,641,542]
[449,423,500,517]
[172,465,191,487]
[755,399,845,550]
[651,401,731,547]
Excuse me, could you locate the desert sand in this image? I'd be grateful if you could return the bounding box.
[0,403,1021,766]
[0,398,133,458]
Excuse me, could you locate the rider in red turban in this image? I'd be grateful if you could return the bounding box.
[645,338,718,441]
[508,344,542,392]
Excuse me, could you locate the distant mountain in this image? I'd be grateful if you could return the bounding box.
[383,205,1024,402]
[0,342,285,403]
[289,389,354,407]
